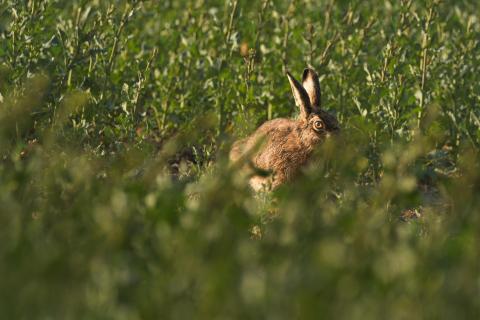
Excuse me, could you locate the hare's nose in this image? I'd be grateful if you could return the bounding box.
[326,128,340,138]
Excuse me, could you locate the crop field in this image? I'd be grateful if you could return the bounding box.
[0,0,479,319]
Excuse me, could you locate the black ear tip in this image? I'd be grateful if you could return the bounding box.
[302,69,309,80]
[303,68,318,80]
[286,71,300,85]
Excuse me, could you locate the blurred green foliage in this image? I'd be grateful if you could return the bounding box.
[0,0,479,319]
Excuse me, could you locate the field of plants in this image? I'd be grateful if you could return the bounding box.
[0,0,479,319]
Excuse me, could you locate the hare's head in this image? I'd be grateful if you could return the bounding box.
[287,68,339,142]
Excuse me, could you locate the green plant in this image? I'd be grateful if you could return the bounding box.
[0,0,479,319]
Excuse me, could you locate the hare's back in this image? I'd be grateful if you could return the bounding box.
[230,138,247,162]
[254,118,298,137]
[230,118,298,163]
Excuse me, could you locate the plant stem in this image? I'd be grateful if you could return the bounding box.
[419,4,436,126]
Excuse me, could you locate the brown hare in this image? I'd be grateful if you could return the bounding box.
[230,68,340,191]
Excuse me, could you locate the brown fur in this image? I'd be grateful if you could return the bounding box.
[230,68,340,191]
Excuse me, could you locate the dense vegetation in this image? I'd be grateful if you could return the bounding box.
[0,0,479,319]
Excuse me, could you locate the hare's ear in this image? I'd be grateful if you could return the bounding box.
[302,68,321,109]
[286,71,312,119]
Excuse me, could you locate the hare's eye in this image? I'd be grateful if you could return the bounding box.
[313,120,324,131]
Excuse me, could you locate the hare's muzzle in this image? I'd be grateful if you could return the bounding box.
[326,127,340,138]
